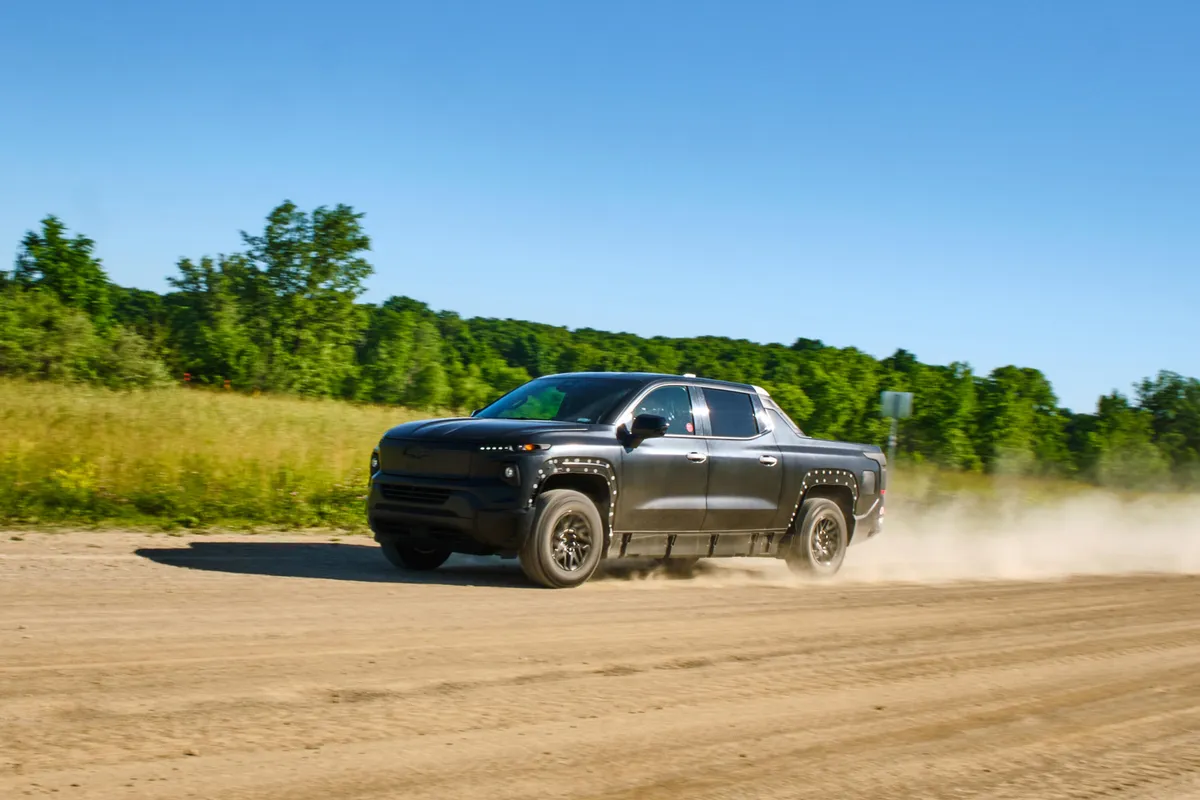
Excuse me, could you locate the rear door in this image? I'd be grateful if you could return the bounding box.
[696,387,783,533]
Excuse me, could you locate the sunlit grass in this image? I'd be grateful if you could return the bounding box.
[0,379,423,529]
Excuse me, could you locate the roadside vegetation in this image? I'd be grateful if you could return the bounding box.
[0,378,1183,532]
[0,379,422,529]
[1,201,1198,530]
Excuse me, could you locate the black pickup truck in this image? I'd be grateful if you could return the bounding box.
[367,371,887,588]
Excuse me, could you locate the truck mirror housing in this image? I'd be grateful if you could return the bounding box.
[629,413,669,441]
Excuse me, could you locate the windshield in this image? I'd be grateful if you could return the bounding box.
[474,376,644,423]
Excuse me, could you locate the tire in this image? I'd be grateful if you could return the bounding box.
[380,539,452,571]
[784,497,848,578]
[519,489,604,588]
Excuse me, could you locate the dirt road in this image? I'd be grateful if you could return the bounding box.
[2,531,1199,799]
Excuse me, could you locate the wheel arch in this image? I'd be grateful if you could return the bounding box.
[530,456,618,555]
[787,469,860,541]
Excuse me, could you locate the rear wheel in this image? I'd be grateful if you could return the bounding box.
[380,539,452,571]
[785,497,848,578]
[519,489,604,588]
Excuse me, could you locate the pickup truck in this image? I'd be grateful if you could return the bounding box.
[367,371,887,588]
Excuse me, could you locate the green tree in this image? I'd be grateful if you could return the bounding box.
[446,361,494,412]
[1080,392,1170,489]
[0,287,101,382]
[238,201,373,396]
[402,320,451,408]
[355,302,420,403]
[96,326,171,389]
[1136,371,1200,481]
[479,357,531,397]
[0,286,166,388]
[166,255,263,386]
[884,356,980,469]
[12,216,112,324]
[791,347,884,442]
[111,286,171,359]
[975,366,1070,474]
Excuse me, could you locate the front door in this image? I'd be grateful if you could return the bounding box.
[698,387,784,532]
[615,384,708,534]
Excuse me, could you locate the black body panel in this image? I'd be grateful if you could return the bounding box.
[699,436,784,532]
[617,436,708,532]
[365,371,886,559]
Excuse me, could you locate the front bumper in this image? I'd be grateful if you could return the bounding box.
[367,475,533,555]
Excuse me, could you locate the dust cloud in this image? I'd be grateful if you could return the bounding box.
[843,490,1200,583]
[600,489,1200,587]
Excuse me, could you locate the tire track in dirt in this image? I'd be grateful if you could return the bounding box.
[1,532,1198,799]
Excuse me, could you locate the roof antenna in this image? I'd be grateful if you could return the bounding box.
[683,372,696,378]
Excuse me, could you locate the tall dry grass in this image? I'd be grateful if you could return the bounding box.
[0,379,423,529]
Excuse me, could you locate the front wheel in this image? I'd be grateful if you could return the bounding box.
[784,497,848,578]
[519,489,604,588]
[380,539,452,571]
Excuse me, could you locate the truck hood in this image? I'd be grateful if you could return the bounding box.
[382,417,592,443]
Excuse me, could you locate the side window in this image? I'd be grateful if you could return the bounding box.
[633,385,695,435]
[704,389,760,438]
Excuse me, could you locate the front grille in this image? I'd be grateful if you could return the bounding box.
[379,484,452,505]
[379,440,473,478]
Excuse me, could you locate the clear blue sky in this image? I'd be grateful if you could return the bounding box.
[2,0,1197,413]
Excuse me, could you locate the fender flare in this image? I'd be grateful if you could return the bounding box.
[786,468,861,531]
[529,456,620,553]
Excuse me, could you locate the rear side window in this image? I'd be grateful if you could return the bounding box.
[704,389,760,438]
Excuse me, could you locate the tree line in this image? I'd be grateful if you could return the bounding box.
[2,201,1197,489]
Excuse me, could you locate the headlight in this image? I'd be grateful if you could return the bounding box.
[370,450,380,475]
[478,443,551,452]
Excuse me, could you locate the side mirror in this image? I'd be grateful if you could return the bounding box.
[629,413,669,442]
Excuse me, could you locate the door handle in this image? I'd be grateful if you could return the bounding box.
[759,455,778,466]
[686,452,708,463]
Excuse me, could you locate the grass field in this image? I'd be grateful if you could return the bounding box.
[0,379,424,530]
[0,378,1143,532]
